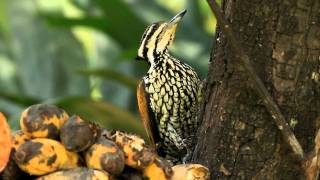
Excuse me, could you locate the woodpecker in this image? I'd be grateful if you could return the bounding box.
[136,10,202,163]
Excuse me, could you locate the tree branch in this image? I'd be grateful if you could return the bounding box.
[206,0,305,161]
[303,128,320,180]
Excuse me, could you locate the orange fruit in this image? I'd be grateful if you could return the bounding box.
[0,112,12,172]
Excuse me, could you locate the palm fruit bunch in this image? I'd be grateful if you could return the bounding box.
[0,104,209,180]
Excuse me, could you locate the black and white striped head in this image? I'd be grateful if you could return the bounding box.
[136,10,186,65]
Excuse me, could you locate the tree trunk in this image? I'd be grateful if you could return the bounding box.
[192,0,320,179]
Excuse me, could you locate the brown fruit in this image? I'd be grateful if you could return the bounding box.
[85,136,125,176]
[12,130,30,152]
[20,104,69,139]
[36,167,110,180]
[60,115,100,152]
[0,151,34,180]
[143,157,173,180]
[109,130,156,169]
[118,166,144,180]
[14,138,79,175]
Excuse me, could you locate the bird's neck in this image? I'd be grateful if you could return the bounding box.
[149,51,172,66]
[147,52,177,74]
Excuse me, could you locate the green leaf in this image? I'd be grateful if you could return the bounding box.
[0,0,11,40]
[0,92,40,106]
[77,68,139,90]
[93,0,146,48]
[53,97,146,138]
[6,0,90,99]
[0,100,25,130]
[117,49,138,62]
[41,15,108,32]
[69,0,91,12]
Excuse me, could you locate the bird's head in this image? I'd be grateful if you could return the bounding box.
[136,10,186,65]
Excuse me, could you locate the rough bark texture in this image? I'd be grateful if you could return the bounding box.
[192,0,320,179]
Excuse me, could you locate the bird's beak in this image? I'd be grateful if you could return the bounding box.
[154,10,187,52]
[166,9,187,29]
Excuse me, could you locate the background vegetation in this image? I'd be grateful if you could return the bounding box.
[0,0,214,137]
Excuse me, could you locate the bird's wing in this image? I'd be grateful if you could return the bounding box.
[137,80,159,149]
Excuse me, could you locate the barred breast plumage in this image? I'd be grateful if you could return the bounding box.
[136,10,202,162]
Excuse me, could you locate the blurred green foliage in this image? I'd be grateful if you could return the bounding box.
[0,0,215,137]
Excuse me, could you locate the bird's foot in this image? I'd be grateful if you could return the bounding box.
[182,148,193,164]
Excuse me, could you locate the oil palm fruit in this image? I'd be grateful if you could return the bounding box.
[12,130,30,152]
[0,151,33,180]
[109,130,156,169]
[84,136,125,176]
[0,112,12,172]
[20,104,69,139]
[117,166,144,180]
[172,164,210,180]
[14,138,79,175]
[143,157,173,180]
[136,10,202,162]
[60,115,100,152]
[36,167,110,180]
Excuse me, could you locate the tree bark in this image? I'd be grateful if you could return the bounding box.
[192,0,320,179]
